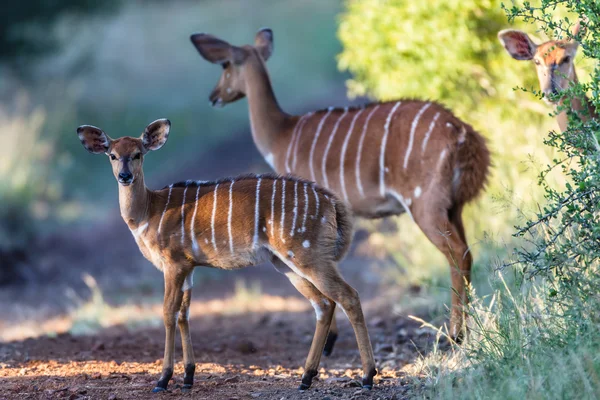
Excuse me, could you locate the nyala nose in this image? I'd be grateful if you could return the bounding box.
[118,172,133,182]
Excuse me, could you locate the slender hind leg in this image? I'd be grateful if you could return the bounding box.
[414,203,472,341]
[153,267,186,393]
[323,315,338,356]
[178,286,195,392]
[272,259,335,390]
[303,262,377,389]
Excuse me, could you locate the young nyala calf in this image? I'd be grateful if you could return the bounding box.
[77,119,377,393]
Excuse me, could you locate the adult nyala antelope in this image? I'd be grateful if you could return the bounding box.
[190,28,491,347]
[77,119,377,392]
[499,20,597,132]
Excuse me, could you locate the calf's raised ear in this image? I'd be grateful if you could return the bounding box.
[254,28,273,61]
[190,33,246,64]
[77,125,112,154]
[141,118,170,152]
[498,29,538,60]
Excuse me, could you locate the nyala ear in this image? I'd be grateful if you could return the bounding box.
[77,125,112,154]
[141,119,170,152]
[498,29,538,60]
[190,33,246,65]
[254,28,273,61]
[570,19,587,45]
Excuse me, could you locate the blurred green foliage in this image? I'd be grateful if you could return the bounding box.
[0,1,118,63]
[338,0,543,119]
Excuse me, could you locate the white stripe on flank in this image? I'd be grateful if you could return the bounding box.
[356,105,380,198]
[157,184,173,234]
[191,185,201,256]
[290,180,299,236]
[312,185,320,218]
[388,190,414,222]
[210,183,220,252]
[252,178,262,248]
[404,103,431,170]
[339,108,365,202]
[181,186,189,246]
[285,114,309,173]
[270,179,277,237]
[309,107,334,181]
[379,102,403,196]
[421,112,441,154]
[321,107,349,187]
[280,179,286,242]
[292,112,314,171]
[300,183,309,232]
[227,180,235,254]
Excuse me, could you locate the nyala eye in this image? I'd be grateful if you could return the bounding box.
[561,56,571,64]
[110,154,117,160]
[133,153,141,160]
[534,59,541,65]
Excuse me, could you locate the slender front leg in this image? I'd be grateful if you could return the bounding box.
[153,267,186,393]
[178,288,195,392]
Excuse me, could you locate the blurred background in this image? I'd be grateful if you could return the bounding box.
[0,0,582,344]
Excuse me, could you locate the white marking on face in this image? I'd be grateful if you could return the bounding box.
[403,103,431,171]
[182,270,195,291]
[312,185,320,219]
[191,185,201,256]
[157,184,173,234]
[292,112,314,171]
[280,179,287,242]
[204,238,209,244]
[262,226,267,232]
[227,180,235,254]
[264,153,275,169]
[210,183,220,252]
[339,108,365,202]
[321,216,326,223]
[300,183,309,233]
[310,299,324,321]
[414,186,422,198]
[388,190,414,222]
[253,178,262,248]
[380,102,403,196]
[290,180,299,236]
[309,108,334,181]
[181,186,189,246]
[356,105,380,198]
[288,250,295,258]
[226,73,230,78]
[226,87,232,94]
[302,240,310,248]
[270,179,277,238]
[321,107,349,187]
[421,112,441,154]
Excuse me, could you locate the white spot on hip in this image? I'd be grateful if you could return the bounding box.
[302,240,310,248]
[287,250,295,258]
[414,186,422,198]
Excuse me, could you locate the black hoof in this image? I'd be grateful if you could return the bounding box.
[181,384,192,393]
[299,369,317,391]
[362,367,377,389]
[323,332,338,356]
[152,387,167,393]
